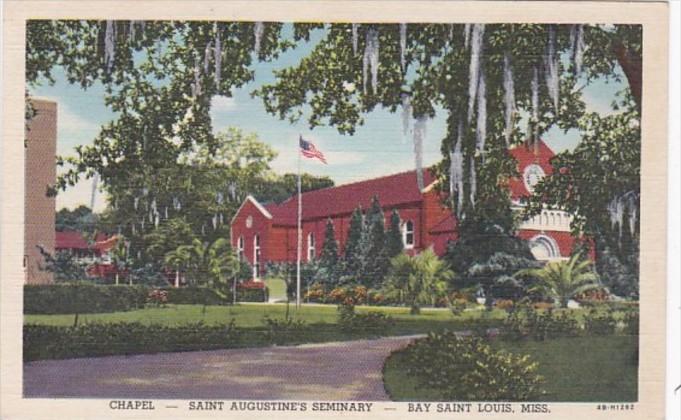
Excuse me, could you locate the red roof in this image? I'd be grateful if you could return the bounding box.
[259,140,554,226]
[265,170,437,225]
[507,140,555,200]
[56,231,117,252]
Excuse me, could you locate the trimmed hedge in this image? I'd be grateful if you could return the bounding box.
[236,287,268,302]
[24,284,148,314]
[24,284,232,314]
[24,321,240,361]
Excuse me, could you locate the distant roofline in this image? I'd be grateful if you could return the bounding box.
[230,195,273,226]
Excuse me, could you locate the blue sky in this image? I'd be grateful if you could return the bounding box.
[30,26,624,212]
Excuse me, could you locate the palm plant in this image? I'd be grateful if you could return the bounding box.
[165,238,239,291]
[519,252,601,308]
[383,249,454,314]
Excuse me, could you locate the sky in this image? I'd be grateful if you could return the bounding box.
[29,25,624,213]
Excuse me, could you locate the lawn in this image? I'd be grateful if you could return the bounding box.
[24,303,506,329]
[383,335,638,402]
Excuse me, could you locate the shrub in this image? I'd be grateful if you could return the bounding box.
[503,305,579,341]
[236,281,268,302]
[583,309,618,335]
[23,321,240,361]
[147,289,168,307]
[337,304,394,333]
[622,310,639,336]
[262,317,307,345]
[401,332,544,400]
[24,284,148,314]
[494,299,515,311]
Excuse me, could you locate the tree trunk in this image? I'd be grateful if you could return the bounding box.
[612,41,642,111]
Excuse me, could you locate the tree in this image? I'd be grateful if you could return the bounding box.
[318,218,341,285]
[55,205,98,233]
[258,23,641,233]
[385,209,404,259]
[467,252,540,308]
[165,238,239,291]
[519,252,601,308]
[254,173,335,204]
[445,224,534,291]
[36,245,87,282]
[527,106,640,297]
[360,195,388,287]
[383,249,453,314]
[343,206,364,281]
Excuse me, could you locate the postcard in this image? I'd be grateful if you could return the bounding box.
[1,1,669,419]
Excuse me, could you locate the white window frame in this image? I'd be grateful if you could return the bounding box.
[402,220,415,249]
[253,234,261,279]
[237,236,244,261]
[307,232,316,261]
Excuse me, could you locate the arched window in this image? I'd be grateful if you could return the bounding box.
[237,236,244,261]
[402,220,415,249]
[529,235,560,261]
[253,234,261,279]
[307,232,316,261]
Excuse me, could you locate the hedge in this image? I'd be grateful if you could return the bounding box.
[24,284,148,314]
[24,284,232,314]
[23,322,240,361]
[236,287,268,302]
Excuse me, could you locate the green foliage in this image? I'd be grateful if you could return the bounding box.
[254,173,334,204]
[383,249,453,314]
[343,207,364,280]
[503,305,580,341]
[583,308,618,335]
[445,225,534,289]
[521,253,601,308]
[384,209,404,260]
[317,218,342,285]
[24,284,230,315]
[337,304,395,333]
[401,332,544,401]
[527,108,640,297]
[55,205,98,233]
[361,195,389,287]
[165,238,240,290]
[467,252,540,307]
[24,284,148,314]
[23,320,240,361]
[622,310,639,336]
[262,316,307,345]
[36,246,88,282]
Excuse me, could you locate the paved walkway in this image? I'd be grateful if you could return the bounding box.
[23,335,423,400]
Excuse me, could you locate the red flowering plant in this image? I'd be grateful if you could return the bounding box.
[147,289,168,307]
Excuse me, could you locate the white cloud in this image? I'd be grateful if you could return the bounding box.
[211,95,237,113]
[55,177,108,213]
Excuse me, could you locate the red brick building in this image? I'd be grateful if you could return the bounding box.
[24,99,57,284]
[231,140,578,279]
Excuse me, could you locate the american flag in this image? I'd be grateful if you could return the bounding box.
[299,136,327,164]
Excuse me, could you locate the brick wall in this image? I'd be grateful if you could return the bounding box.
[24,99,57,284]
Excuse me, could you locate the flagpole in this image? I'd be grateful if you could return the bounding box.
[296,136,302,309]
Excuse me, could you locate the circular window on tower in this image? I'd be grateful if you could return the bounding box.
[246,215,253,229]
[523,164,546,194]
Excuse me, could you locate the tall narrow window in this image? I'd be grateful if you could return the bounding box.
[403,220,415,249]
[253,234,261,279]
[237,236,244,261]
[307,232,316,261]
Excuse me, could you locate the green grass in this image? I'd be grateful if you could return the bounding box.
[263,278,288,301]
[383,335,638,402]
[24,303,507,335]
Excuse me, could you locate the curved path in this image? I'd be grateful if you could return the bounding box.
[23,335,423,400]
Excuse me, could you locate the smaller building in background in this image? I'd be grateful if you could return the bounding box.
[55,231,122,281]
